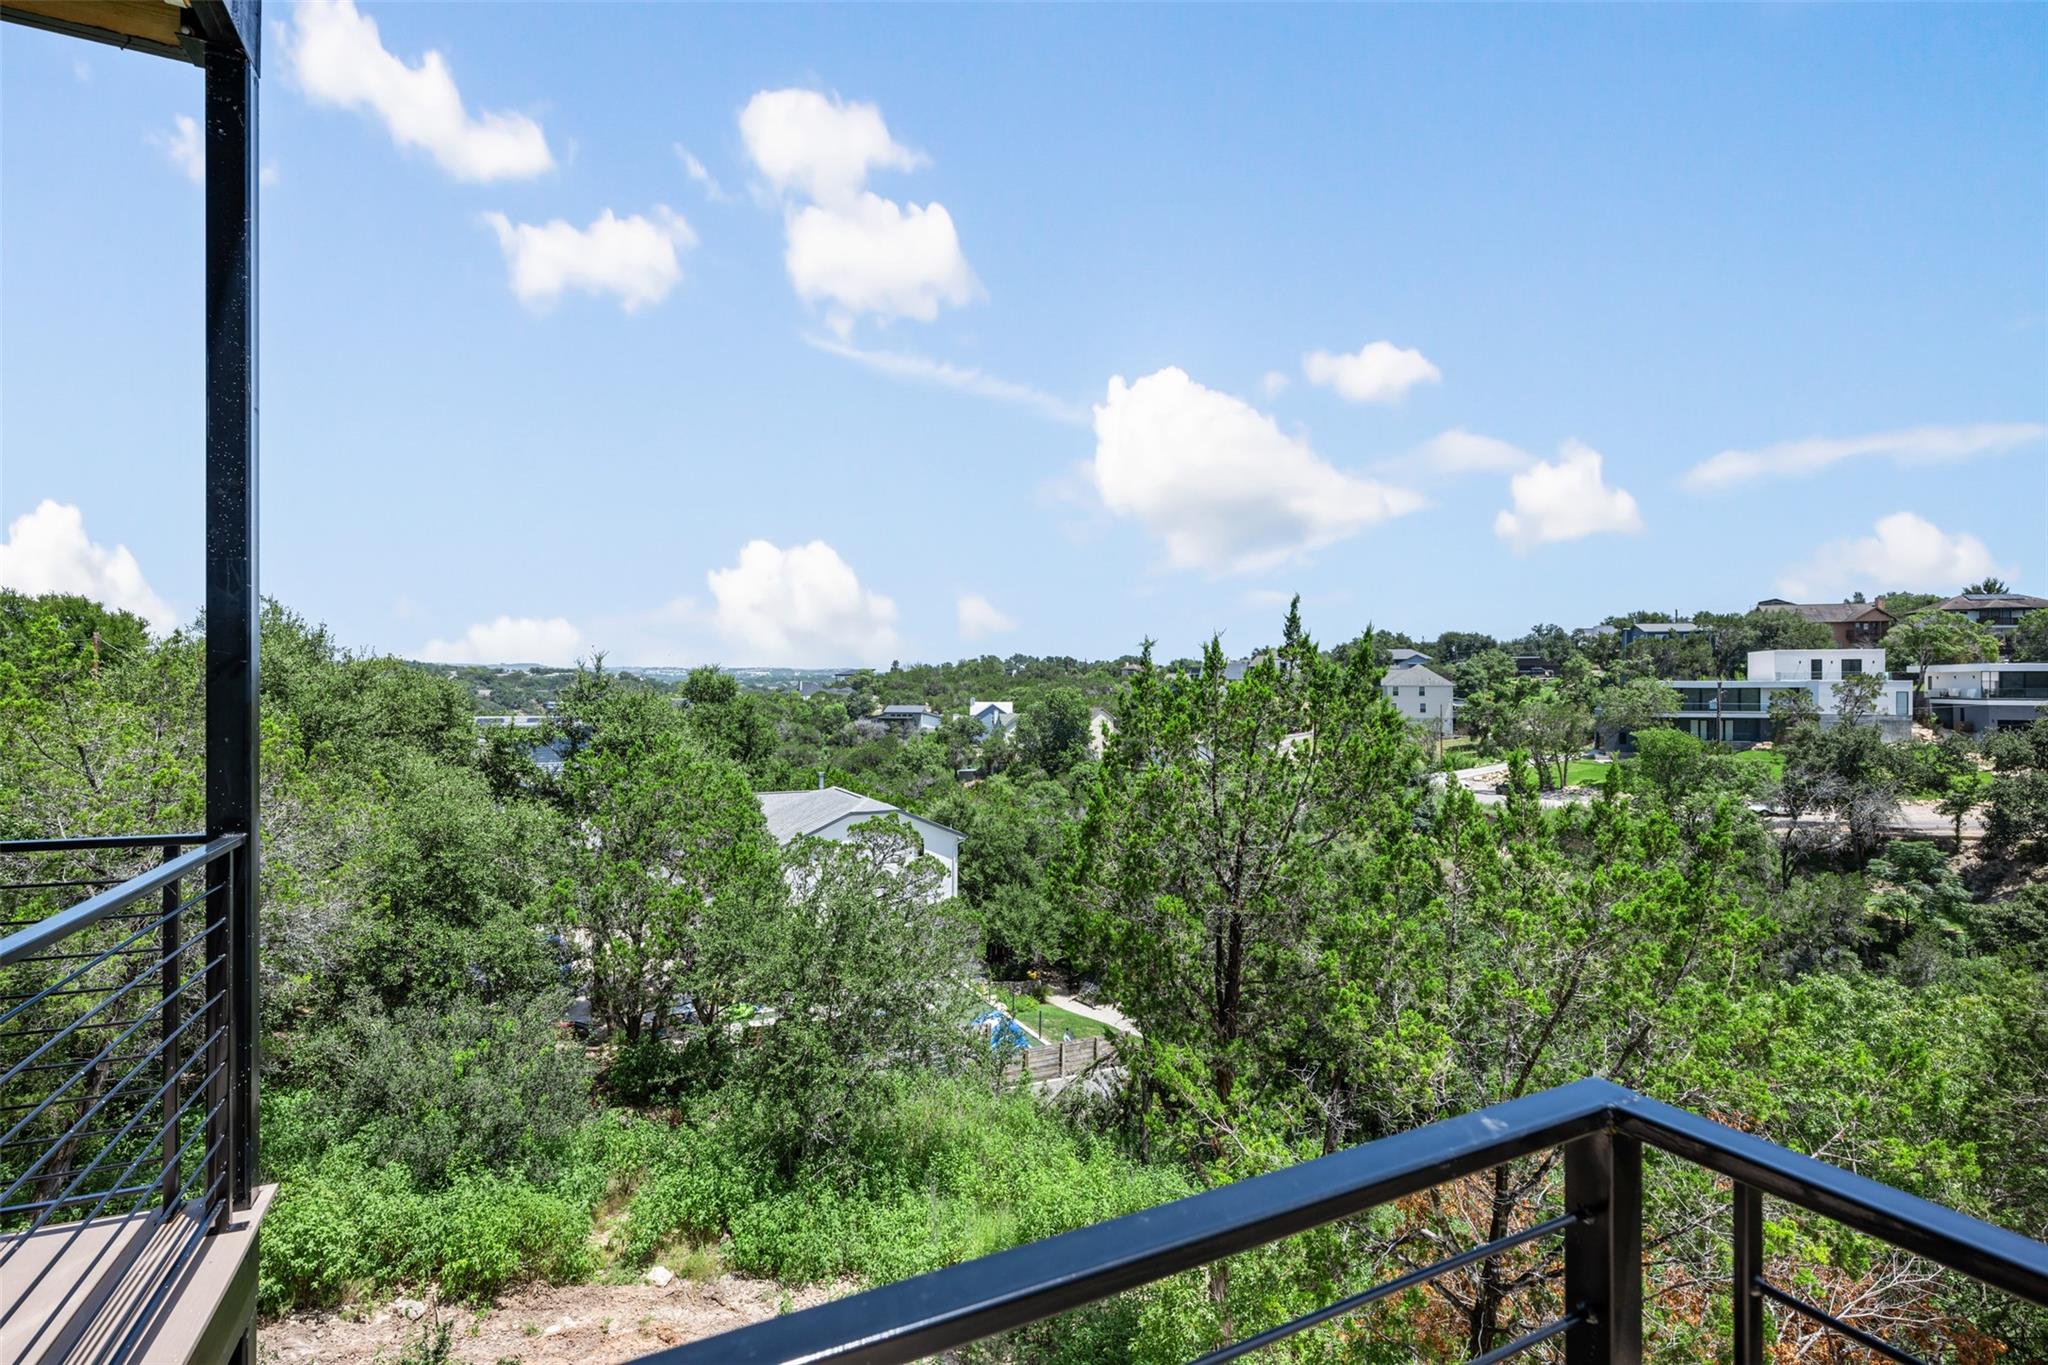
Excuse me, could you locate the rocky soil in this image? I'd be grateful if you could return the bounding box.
[260,1275,845,1363]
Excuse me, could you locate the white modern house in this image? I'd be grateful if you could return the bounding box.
[1646,649,1911,746]
[967,699,1018,739]
[1381,664,1455,740]
[1922,662,2048,734]
[756,786,962,898]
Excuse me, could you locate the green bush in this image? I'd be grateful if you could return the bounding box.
[258,1135,596,1313]
[290,993,592,1186]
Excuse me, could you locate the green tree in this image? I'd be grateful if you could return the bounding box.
[1596,676,1681,748]
[1768,686,1821,739]
[550,671,781,1042]
[1019,687,1092,776]
[1887,611,2002,705]
[1964,576,2011,596]
[680,665,777,781]
[1070,608,1425,1170]
[2010,608,2048,662]
[733,819,982,1172]
[1506,694,1589,789]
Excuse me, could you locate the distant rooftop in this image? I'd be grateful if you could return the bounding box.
[756,786,961,843]
[1938,593,2047,611]
[1755,600,1894,624]
[1383,664,1454,688]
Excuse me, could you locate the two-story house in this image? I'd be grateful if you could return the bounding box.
[1937,592,2048,644]
[1381,664,1455,737]
[1922,661,2048,734]
[875,703,942,736]
[1643,649,1911,746]
[1754,598,1895,647]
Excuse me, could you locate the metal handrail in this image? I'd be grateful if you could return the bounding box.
[0,834,252,1363]
[645,1078,2048,1365]
[0,835,242,964]
[0,834,210,855]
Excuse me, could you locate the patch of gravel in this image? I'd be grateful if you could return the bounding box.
[261,1276,846,1363]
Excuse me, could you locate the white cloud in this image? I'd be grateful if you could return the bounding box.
[707,540,899,666]
[482,208,695,312]
[1776,513,2008,602]
[674,144,735,203]
[0,501,176,632]
[420,615,585,665]
[72,59,91,83]
[261,161,282,187]
[957,593,1018,639]
[1302,341,1441,404]
[287,0,552,182]
[1682,422,2046,493]
[740,88,977,329]
[738,88,925,203]
[1492,439,1644,553]
[803,335,1085,425]
[149,114,204,185]
[1374,427,1536,480]
[1090,367,1425,575]
[785,193,978,331]
[1258,370,1290,398]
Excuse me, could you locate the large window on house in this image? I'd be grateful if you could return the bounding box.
[1810,659,1823,679]
[1843,659,1862,676]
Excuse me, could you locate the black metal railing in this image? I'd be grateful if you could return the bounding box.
[647,1078,2048,1364]
[0,832,250,1363]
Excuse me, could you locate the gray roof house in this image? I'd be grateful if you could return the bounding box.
[1381,665,1455,738]
[756,786,962,898]
[875,703,942,735]
[1620,620,1710,647]
[967,699,1017,738]
[1936,593,2048,639]
[1388,648,1432,666]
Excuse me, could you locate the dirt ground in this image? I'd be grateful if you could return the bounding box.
[260,1276,846,1363]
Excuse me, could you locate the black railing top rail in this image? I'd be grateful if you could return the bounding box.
[0,834,243,965]
[645,1077,2048,1365]
[0,833,211,856]
[1608,1088,2046,1301]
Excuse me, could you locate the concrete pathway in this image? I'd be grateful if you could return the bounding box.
[1047,993,1138,1035]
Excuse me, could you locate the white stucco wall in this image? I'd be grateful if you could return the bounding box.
[1748,649,1888,682]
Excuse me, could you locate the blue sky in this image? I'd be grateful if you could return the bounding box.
[3,2,2044,667]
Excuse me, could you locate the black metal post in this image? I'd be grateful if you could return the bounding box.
[1564,1130,1643,1364]
[204,39,260,1211]
[159,842,183,1214]
[1733,1181,1765,1364]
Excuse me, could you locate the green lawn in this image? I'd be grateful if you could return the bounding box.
[990,988,1116,1043]
[1561,759,1617,788]
[1725,748,1787,781]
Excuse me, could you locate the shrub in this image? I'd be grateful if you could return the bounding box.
[292,992,592,1186]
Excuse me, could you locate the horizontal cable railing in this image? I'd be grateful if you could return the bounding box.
[645,1078,2048,1365]
[0,832,244,1365]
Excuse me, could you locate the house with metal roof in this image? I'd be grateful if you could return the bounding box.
[1935,592,2048,642]
[1754,599,1895,648]
[874,702,942,735]
[966,699,1017,738]
[756,786,961,897]
[1381,664,1455,732]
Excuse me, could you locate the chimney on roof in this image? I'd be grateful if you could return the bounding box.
[817,769,826,790]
